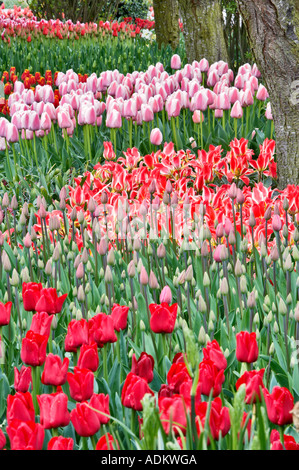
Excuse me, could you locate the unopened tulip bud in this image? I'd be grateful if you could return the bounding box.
[278,297,287,315]
[140,267,148,286]
[157,243,166,259]
[107,248,115,265]
[248,210,256,228]
[77,285,84,303]
[220,278,229,296]
[160,286,172,304]
[128,260,135,278]
[10,268,19,286]
[104,266,113,283]
[203,272,210,287]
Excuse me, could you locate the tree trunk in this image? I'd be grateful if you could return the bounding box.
[153,0,180,50]
[236,0,299,189]
[178,0,229,64]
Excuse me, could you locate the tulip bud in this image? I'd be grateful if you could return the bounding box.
[160,286,172,304]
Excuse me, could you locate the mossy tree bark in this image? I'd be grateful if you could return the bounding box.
[153,0,180,50]
[236,0,299,188]
[178,0,229,64]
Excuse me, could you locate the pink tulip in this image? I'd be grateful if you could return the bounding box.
[150,128,163,146]
[171,54,181,70]
[106,109,122,128]
[230,100,243,119]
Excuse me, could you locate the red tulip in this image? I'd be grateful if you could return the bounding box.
[88,313,117,348]
[0,301,12,326]
[236,368,265,404]
[270,429,299,450]
[121,372,154,411]
[35,288,67,314]
[89,393,110,424]
[0,428,5,450]
[21,330,48,367]
[203,340,227,371]
[47,436,74,450]
[148,302,178,334]
[7,392,35,425]
[37,392,70,429]
[196,398,231,442]
[236,331,259,363]
[198,359,225,398]
[158,395,189,435]
[30,311,53,338]
[7,419,44,450]
[64,318,89,352]
[77,342,99,372]
[110,304,129,332]
[67,367,94,402]
[95,433,119,450]
[167,362,191,394]
[263,386,294,426]
[41,353,69,387]
[131,352,155,383]
[22,282,43,311]
[103,141,116,160]
[70,401,101,437]
[14,366,32,393]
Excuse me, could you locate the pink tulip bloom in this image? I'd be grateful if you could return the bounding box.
[171,54,181,70]
[106,109,122,128]
[6,123,19,143]
[230,100,243,119]
[150,128,163,146]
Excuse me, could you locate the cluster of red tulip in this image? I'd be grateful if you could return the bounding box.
[0,281,297,450]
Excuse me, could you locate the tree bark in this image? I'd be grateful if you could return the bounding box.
[178,0,229,64]
[236,0,299,188]
[153,0,180,50]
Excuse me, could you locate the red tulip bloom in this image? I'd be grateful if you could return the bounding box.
[131,352,155,383]
[110,303,129,332]
[236,369,265,404]
[96,433,119,450]
[236,331,259,363]
[7,392,35,425]
[203,340,227,371]
[121,372,154,411]
[159,394,189,435]
[67,367,94,402]
[21,330,48,367]
[7,419,44,450]
[41,354,69,387]
[35,288,67,314]
[64,318,89,352]
[0,428,5,450]
[30,311,53,338]
[47,436,74,450]
[88,313,117,348]
[22,282,43,311]
[89,393,110,424]
[70,401,101,437]
[198,359,225,398]
[167,362,191,394]
[196,398,231,442]
[263,386,294,426]
[37,392,70,429]
[0,301,12,326]
[14,366,32,393]
[148,302,178,334]
[77,342,99,372]
[270,429,299,450]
